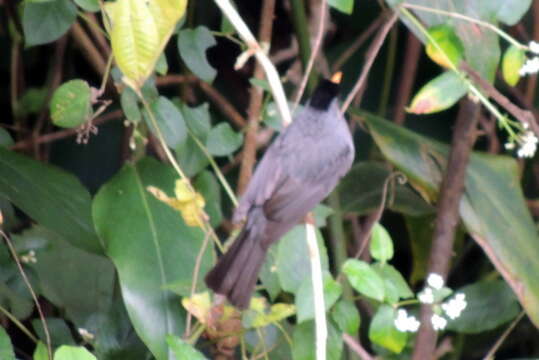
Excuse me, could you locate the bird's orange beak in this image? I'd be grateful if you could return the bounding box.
[330,71,343,84]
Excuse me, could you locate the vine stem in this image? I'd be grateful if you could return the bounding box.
[1,229,52,360]
[401,3,527,50]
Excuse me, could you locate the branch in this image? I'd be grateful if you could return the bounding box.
[412,98,480,360]
[214,0,292,126]
[341,12,398,113]
[394,32,421,124]
[460,62,539,138]
[237,0,276,195]
[343,333,375,360]
[292,0,328,109]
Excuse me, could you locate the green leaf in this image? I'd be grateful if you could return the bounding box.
[167,335,207,360]
[408,71,467,114]
[73,0,99,12]
[33,342,48,360]
[342,259,385,302]
[312,204,334,227]
[292,320,343,360]
[296,271,342,323]
[243,301,296,328]
[20,226,115,326]
[50,80,92,128]
[206,123,243,156]
[259,246,281,300]
[0,128,13,147]
[369,305,407,353]
[276,225,329,294]
[502,45,525,86]
[146,96,187,148]
[121,87,142,123]
[331,299,360,335]
[178,26,217,83]
[181,102,212,138]
[446,279,520,333]
[54,346,96,360]
[176,135,210,177]
[370,223,394,262]
[155,53,168,75]
[494,0,532,25]
[338,162,434,216]
[23,0,77,47]
[194,171,222,227]
[373,263,414,305]
[0,148,102,253]
[0,326,15,360]
[93,157,213,360]
[425,25,464,68]
[16,87,48,117]
[328,0,354,14]
[362,110,539,327]
[32,318,75,347]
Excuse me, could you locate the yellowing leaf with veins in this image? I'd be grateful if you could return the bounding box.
[147,179,206,227]
[106,0,187,89]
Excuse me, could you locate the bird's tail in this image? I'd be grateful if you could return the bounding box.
[204,208,268,309]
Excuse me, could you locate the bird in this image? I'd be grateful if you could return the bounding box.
[205,74,355,309]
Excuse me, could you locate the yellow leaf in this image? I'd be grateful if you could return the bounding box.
[182,292,211,324]
[106,0,188,89]
[147,179,206,228]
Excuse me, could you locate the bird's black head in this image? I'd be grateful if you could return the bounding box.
[309,79,340,111]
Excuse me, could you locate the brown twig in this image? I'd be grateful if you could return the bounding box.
[394,32,421,124]
[331,14,385,73]
[10,110,122,150]
[460,62,539,137]
[156,75,247,128]
[236,0,276,195]
[342,333,375,360]
[84,13,111,55]
[71,21,107,76]
[412,98,480,360]
[525,2,539,106]
[341,12,398,113]
[483,311,525,360]
[292,0,328,108]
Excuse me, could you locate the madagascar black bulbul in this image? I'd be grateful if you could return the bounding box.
[205,76,355,309]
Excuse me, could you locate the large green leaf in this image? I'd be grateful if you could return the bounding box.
[447,279,520,333]
[92,157,213,360]
[361,111,539,327]
[337,162,434,216]
[18,226,115,326]
[386,0,520,81]
[292,320,343,360]
[0,148,102,253]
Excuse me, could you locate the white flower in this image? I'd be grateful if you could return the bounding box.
[427,273,444,290]
[394,309,420,333]
[517,131,538,158]
[520,57,539,76]
[442,293,467,320]
[78,328,95,342]
[431,314,447,331]
[20,250,37,264]
[418,287,434,304]
[529,41,539,54]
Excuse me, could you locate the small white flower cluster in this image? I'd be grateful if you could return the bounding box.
[441,293,467,320]
[517,131,538,158]
[520,41,539,76]
[505,123,538,158]
[418,273,444,305]
[20,250,37,264]
[431,314,447,331]
[394,308,420,333]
